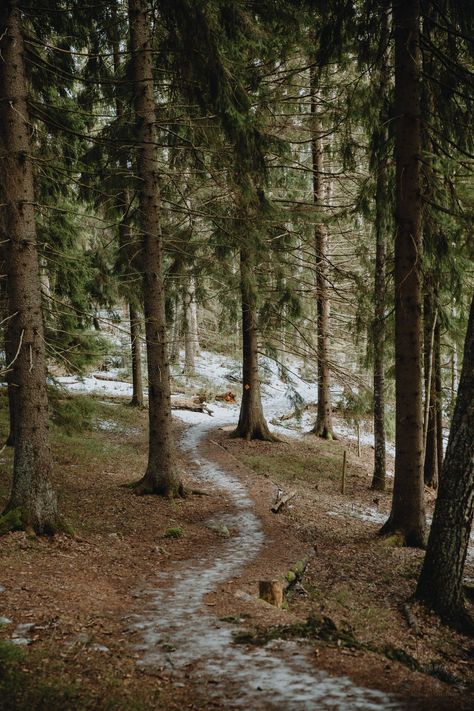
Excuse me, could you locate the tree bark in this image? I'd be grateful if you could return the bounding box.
[129,303,144,407]
[415,294,474,633]
[233,247,276,441]
[0,0,61,533]
[0,264,17,447]
[128,0,182,496]
[183,277,199,376]
[371,6,390,491]
[169,294,180,364]
[109,5,144,410]
[309,67,333,439]
[380,0,426,547]
[434,318,444,477]
[423,291,438,488]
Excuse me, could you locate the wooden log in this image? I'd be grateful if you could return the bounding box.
[284,557,310,590]
[170,397,213,416]
[271,491,296,513]
[93,373,125,382]
[259,580,284,608]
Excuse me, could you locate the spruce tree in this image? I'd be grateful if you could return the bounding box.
[0,0,61,534]
[380,0,426,547]
[128,0,183,497]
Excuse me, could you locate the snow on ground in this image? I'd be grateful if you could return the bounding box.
[55,371,133,398]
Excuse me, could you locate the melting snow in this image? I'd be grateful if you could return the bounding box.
[132,414,399,709]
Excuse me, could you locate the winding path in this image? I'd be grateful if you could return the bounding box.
[133,413,401,710]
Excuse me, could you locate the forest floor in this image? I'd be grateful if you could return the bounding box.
[0,391,473,710]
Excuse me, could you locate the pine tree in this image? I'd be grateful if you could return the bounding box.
[0,0,62,533]
[380,0,426,547]
[128,0,183,497]
[309,65,333,440]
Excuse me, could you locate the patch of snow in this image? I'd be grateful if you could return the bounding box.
[327,503,387,526]
[56,374,133,398]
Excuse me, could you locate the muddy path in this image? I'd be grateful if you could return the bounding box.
[133,416,402,710]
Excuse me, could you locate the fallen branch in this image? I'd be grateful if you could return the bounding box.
[271,491,296,513]
[258,555,311,608]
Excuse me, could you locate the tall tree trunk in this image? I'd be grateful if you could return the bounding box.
[371,157,388,490]
[4,317,18,447]
[109,5,143,410]
[129,303,144,408]
[415,294,474,633]
[423,291,438,488]
[128,0,182,496]
[434,319,444,476]
[0,0,61,533]
[169,295,180,365]
[371,5,390,491]
[118,193,144,409]
[233,247,276,441]
[380,0,426,547]
[183,277,199,376]
[0,261,17,447]
[309,67,333,439]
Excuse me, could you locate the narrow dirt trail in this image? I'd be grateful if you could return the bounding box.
[133,416,401,710]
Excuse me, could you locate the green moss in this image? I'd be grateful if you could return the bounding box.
[164,526,184,539]
[232,614,361,649]
[380,533,405,548]
[0,642,83,711]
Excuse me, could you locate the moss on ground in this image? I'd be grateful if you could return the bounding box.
[0,641,153,711]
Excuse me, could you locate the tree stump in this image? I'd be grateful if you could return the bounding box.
[259,580,283,608]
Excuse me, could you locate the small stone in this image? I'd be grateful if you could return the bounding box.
[0,616,12,625]
[90,643,110,653]
[0,585,5,593]
[11,637,31,646]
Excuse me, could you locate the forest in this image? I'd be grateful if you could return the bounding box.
[0,0,473,709]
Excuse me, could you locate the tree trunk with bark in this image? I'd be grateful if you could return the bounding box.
[233,247,276,441]
[434,319,444,476]
[128,0,182,496]
[309,67,333,439]
[415,295,474,633]
[109,8,144,410]
[0,0,61,533]
[371,7,390,490]
[380,0,426,546]
[371,164,387,489]
[183,277,199,376]
[129,303,144,407]
[423,290,439,488]
[0,260,17,447]
[169,295,180,365]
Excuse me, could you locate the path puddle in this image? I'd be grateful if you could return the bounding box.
[135,416,401,709]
